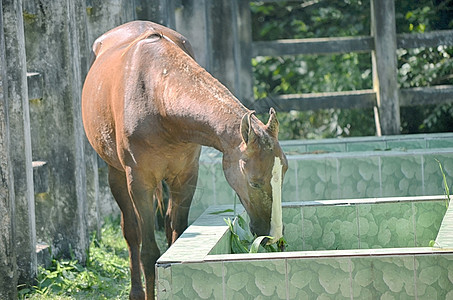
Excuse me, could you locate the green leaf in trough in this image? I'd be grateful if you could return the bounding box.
[233,216,254,242]
[209,208,235,215]
[249,236,272,253]
[225,216,288,254]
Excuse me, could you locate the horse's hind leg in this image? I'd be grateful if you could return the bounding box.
[165,163,200,245]
[108,166,145,300]
[125,168,160,300]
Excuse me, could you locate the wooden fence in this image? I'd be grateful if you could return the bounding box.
[176,0,453,135]
[245,0,453,135]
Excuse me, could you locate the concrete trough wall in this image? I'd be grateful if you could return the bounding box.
[191,133,453,222]
[157,197,453,299]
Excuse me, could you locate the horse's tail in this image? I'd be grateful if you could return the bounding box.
[153,181,168,230]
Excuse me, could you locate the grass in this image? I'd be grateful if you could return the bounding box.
[18,217,168,299]
[435,158,451,208]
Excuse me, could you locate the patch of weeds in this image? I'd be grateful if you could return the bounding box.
[435,158,451,208]
[225,215,287,254]
[18,218,132,299]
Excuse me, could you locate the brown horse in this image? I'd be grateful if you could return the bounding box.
[82,21,288,299]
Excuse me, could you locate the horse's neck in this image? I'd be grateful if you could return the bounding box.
[165,69,249,153]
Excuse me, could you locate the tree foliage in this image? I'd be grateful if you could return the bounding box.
[251,0,453,139]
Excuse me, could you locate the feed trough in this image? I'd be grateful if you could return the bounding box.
[157,196,453,299]
[189,133,453,222]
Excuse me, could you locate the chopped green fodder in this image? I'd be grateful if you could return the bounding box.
[225,215,287,254]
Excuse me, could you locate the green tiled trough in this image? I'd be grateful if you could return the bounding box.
[157,196,453,299]
[189,133,453,222]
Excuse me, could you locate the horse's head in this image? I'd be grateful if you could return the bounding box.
[223,108,288,243]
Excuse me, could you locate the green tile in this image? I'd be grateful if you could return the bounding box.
[414,254,453,299]
[423,153,453,196]
[282,160,298,202]
[357,202,415,248]
[381,155,423,197]
[427,138,453,149]
[214,164,235,205]
[282,143,307,155]
[172,262,223,299]
[302,205,358,251]
[338,156,380,199]
[209,233,231,255]
[224,259,287,299]
[307,143,346,153]
[386,140,426,150]
[189,194,209,224]
[413,200,447,247]
[350,256,416,298]
[297,158,339,201]
[156,264,172,299]
[288,257,352,299]
[347,141,386,152]
[282,207,303,251]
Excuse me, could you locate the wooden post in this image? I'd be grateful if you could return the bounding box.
[0,3,18,298]
[2,0,37,284]
[371,0,400,135]
[232,0,254,108]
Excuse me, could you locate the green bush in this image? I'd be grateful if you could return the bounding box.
[251,0,453,139]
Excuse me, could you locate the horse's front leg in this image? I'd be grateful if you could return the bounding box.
[108,166,144,300]
[165,163,199,245]
[126,167,160,300]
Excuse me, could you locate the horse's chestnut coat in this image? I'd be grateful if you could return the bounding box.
[82,21,287,300]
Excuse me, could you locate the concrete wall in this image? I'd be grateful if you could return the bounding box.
[3,0,36,285]
[0,2,18,298]
[0,0,247,297]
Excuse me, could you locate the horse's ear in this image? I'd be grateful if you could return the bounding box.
[266,107,279,137]
[240,111,257,144]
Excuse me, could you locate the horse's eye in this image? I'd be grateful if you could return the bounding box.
[249,181,262,189]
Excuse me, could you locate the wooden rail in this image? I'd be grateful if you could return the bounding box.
[246,0,453,135]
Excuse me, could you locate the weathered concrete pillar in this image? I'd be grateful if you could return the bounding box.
[3,0,37,283]
[23,0,89,262]
[0,2,18,298]
[86,0,136,45]
[175,0,209,69]
[232,0,254,107]
[85,0,136,231]
[175,1,253,106]
[135,0,175,28]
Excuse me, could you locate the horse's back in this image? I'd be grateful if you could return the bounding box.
[91,21,195,62]
[82,21,198,172]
